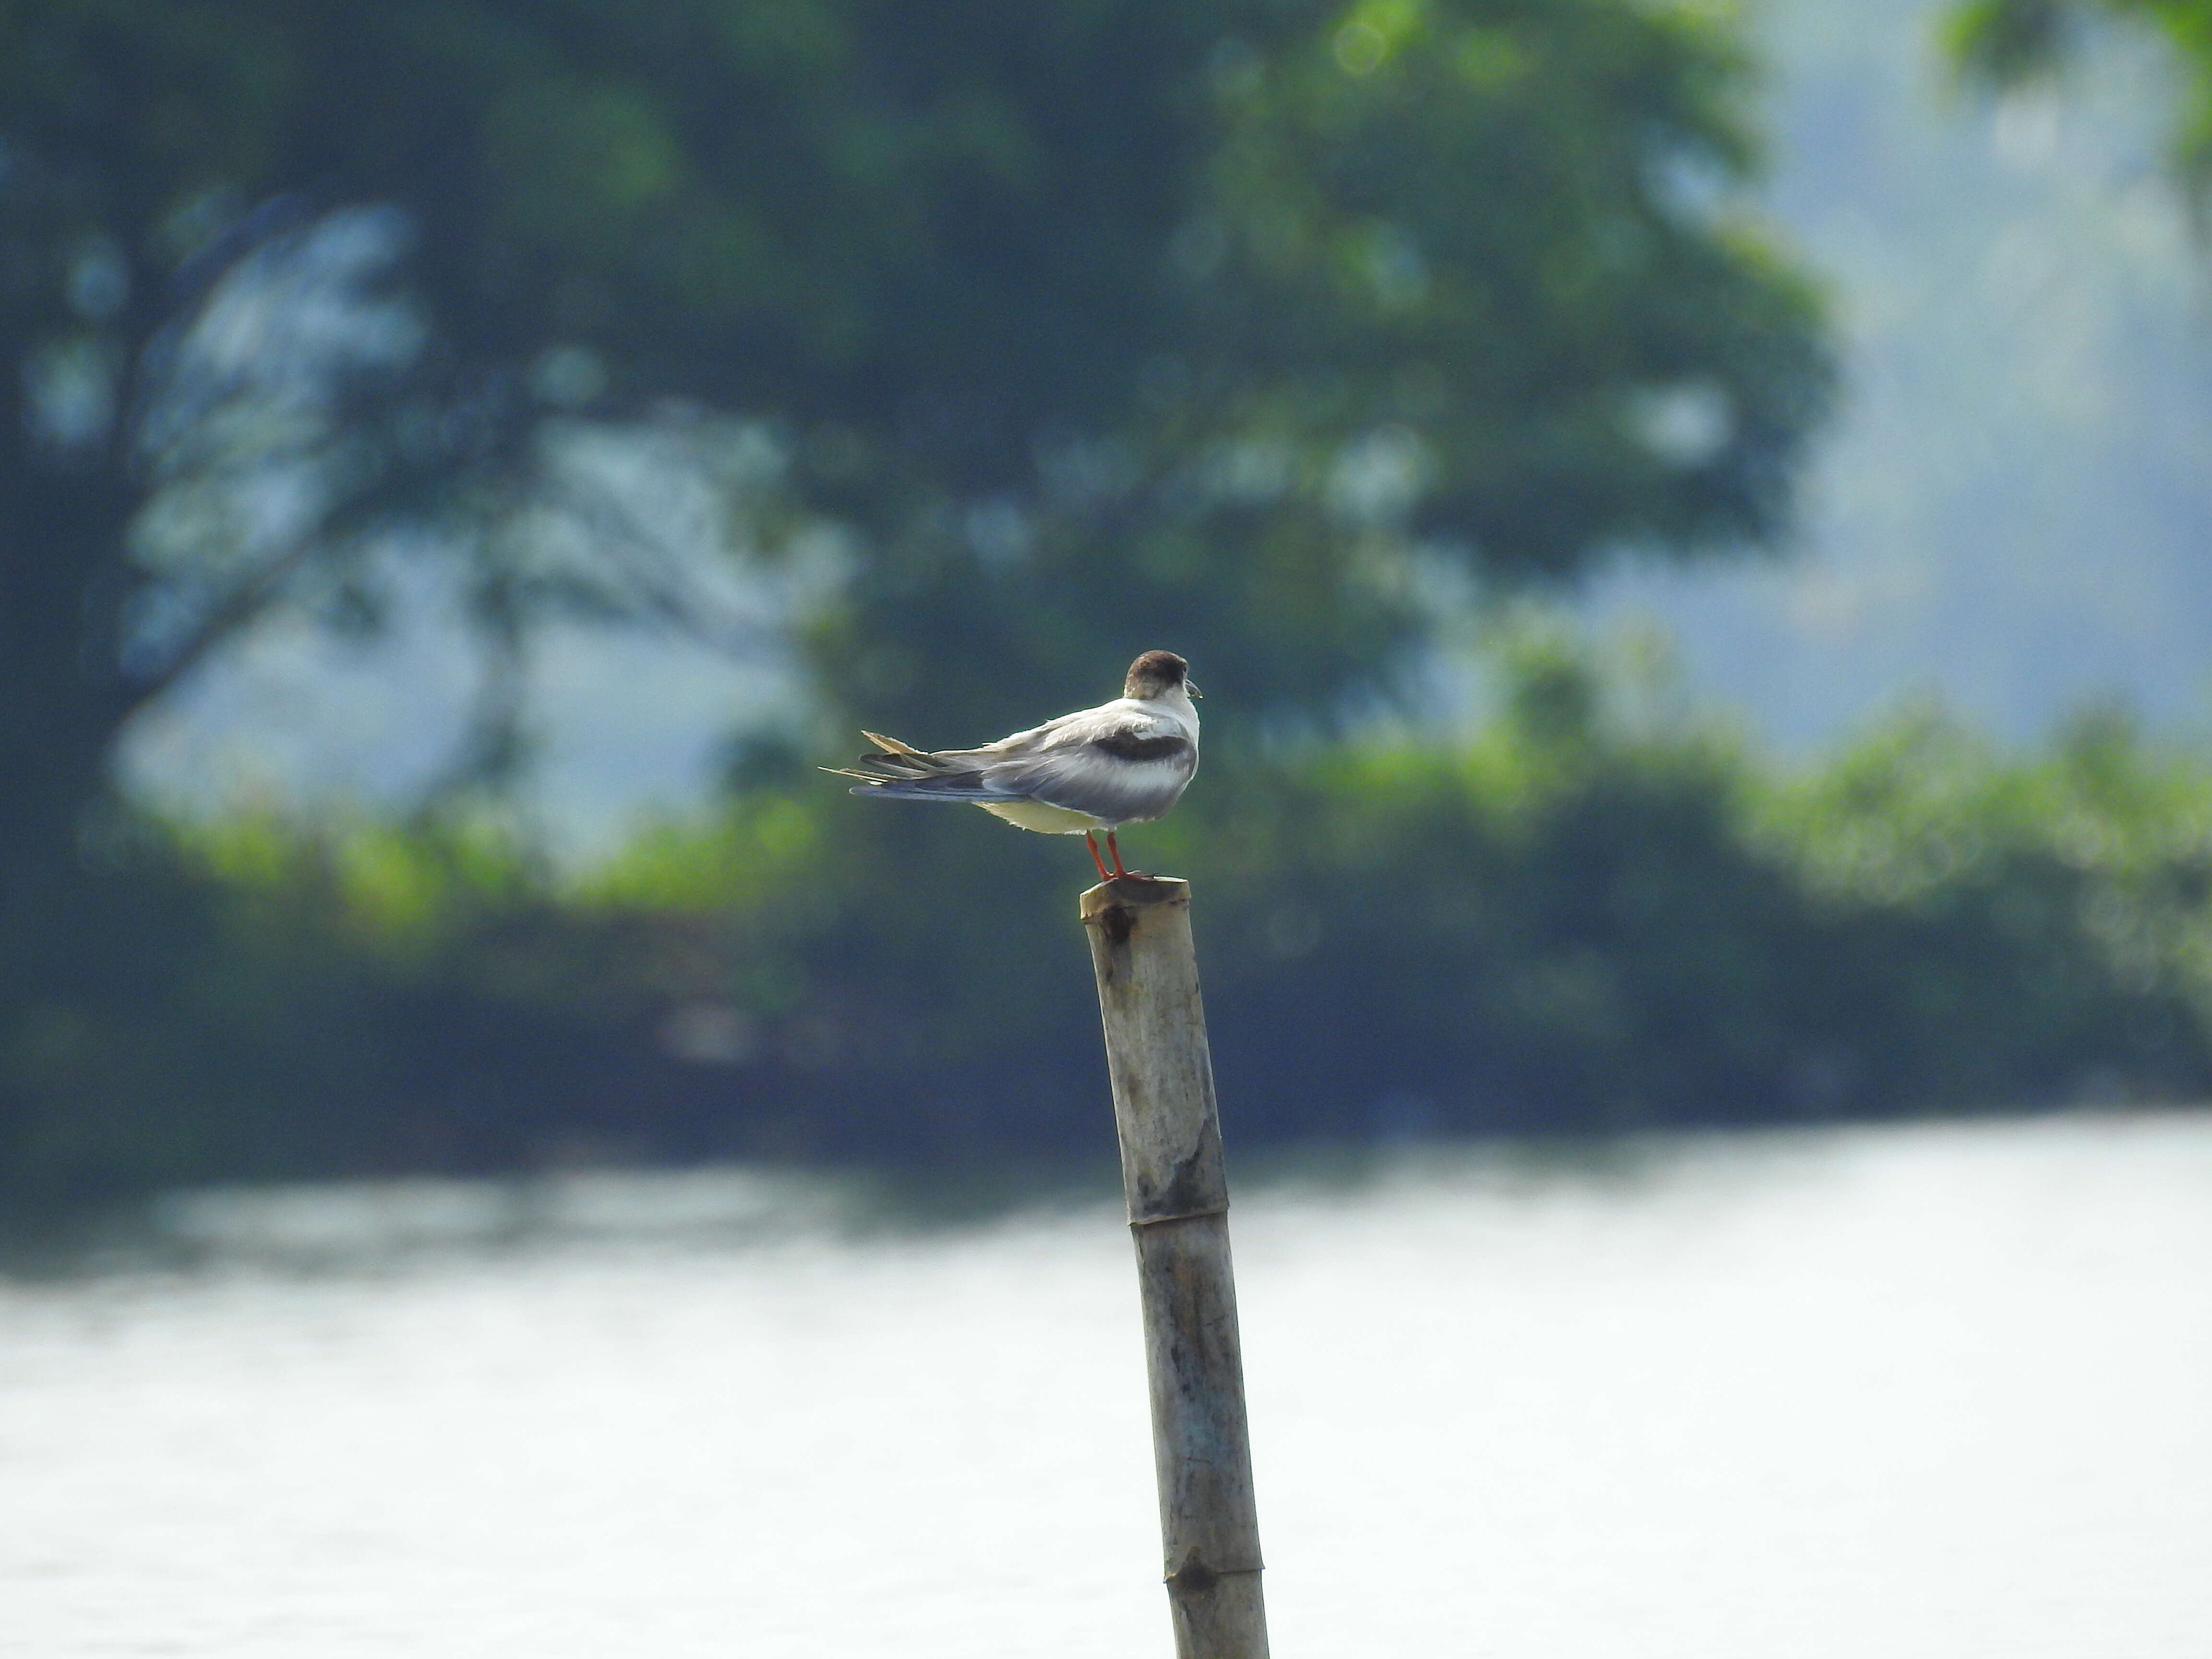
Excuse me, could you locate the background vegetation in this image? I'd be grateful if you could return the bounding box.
[2,0,2206,1207]
[20,638,2212,1202]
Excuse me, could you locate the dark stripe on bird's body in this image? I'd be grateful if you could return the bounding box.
[1090,731,1191,762]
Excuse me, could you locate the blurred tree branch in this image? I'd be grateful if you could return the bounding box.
[1948,0,2212,192]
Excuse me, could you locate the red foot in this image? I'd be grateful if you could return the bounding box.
[1105,830,1156,879]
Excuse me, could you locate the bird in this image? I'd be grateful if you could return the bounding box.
[828,650,1201,882]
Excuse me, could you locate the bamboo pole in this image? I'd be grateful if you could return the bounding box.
[1080,875,1269,1659]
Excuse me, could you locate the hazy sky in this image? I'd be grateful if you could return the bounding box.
[1580,0,2212,747]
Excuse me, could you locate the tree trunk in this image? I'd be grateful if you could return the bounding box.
[0,409,174,1197]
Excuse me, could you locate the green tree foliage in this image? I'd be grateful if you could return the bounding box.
[3,0,1831,1200]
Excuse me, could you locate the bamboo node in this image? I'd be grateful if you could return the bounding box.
[1137,1145,1226,1223]
[1127,1206,1228,1230]
[1164,1551,1264,1595]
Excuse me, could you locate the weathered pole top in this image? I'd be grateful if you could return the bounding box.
[1080,874,1190,931]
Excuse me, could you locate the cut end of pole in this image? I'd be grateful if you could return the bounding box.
[1080,873,1188,920]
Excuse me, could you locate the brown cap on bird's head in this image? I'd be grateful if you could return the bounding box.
[1124,650,1192,699]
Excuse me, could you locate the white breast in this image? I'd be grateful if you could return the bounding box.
[979,798,1111,835]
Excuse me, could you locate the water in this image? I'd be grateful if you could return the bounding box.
[5,1113,2210,1657]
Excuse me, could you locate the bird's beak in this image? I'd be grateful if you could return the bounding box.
[1185,680,1202,699]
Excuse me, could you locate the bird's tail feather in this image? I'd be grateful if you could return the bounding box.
[821,731,1019,799]
[828,731,969,780]
[859,730,945,765]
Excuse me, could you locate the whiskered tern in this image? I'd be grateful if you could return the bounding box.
[829,650,1200,880]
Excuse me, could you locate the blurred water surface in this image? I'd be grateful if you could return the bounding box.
[5,1112,2210,1658]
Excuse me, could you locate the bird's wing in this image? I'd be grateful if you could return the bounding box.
[982,710,1198,824]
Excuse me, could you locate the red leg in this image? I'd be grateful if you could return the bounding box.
[1085,830,1112,882]
[1106,829,1130,878]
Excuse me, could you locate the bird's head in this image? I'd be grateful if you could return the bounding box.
[1125,649,1198,702]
